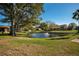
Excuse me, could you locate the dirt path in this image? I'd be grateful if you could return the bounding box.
[72,39,79,43]
[13,37,32,40]
[0,37,31,40]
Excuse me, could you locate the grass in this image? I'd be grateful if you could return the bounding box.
[6,37,79,56]
[0,31,79,55]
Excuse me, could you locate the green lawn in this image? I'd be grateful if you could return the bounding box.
[9,38,79,56]
[0,31,79,56]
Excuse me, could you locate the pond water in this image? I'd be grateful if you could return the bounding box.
[31,33,49,38]
[31,32,59,38]
[30,32,74,38]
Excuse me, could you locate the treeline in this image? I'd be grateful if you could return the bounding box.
[22,21,78,32]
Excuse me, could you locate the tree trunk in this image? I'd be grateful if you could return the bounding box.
[9,20,16,36]
[2,28,4,35]
[16,23,20,32]
[77,20,79,33]
[9,4,16,36]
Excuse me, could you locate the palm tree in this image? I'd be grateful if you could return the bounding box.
[73,9,79,33]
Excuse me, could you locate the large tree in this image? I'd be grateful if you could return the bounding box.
[0,3,43,36]
[72,9,79,33]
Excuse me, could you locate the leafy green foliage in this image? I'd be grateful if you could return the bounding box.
[68,23,77,30]
[0,3,43,36]
[60,24,68,30]
[72,9,79,33]
[39,22,49,31]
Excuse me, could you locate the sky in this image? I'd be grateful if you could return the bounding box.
[0,3,79,26]
[0,15,9,26]
[41,3,79,25]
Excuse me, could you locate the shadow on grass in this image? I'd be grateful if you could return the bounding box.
[48,37,70,40]
[48,34,76,40]
[0,34,10,36]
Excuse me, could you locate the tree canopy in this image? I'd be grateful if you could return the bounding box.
[0,3,43,36]
[72,9,79,33]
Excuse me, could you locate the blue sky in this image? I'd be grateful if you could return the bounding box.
[0,15,9,26]
[41,3,79,25]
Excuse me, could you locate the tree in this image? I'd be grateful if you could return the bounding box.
[39,22,49,31]
[0,4,16,36]
[22,18,42,31]
[68,23,77,30]
[17,4,43,28]
[48,23,60,31]
[60,24,68,30]
[72,9,79,33]
[0,3,43,36]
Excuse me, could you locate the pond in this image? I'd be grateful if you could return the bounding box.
[31,32,60,38]
[30,32,74,38]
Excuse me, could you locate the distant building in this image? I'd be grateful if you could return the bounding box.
[0,26,10,33]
